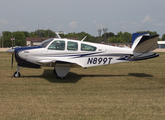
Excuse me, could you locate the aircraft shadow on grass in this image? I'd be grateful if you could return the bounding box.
[21,69,153,83]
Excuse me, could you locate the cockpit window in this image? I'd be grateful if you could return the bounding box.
[81,43,97,51]
[38,38,54,48]
[67,41,78,51]
[48,40,65,50]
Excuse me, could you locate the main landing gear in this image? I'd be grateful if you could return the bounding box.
[53,63,70,79]
[13,66,21,78]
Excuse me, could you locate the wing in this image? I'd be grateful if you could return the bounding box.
[37,59,81,68]
[37,59,81,78]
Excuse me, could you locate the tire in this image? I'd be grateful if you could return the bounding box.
[14,72,21,78]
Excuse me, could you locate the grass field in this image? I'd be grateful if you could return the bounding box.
[0,52,165,120]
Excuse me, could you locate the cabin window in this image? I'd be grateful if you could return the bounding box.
[81,43,97,51]
[67,41,78,51]
[39,38,54,48]
[48,40,65,50]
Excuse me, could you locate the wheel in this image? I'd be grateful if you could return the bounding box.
[14,72,21,78]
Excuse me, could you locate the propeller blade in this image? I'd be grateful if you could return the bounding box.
[6,49,14,54]
[11,53,14,69]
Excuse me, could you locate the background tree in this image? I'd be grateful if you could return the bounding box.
[1,30,163,47]
[161,34,165,41]
[3,31,26,47]
[77,32,94,42]
[13,31,26,46]
[108,36,117,43]
[3,31,12,47]
[137,31,158,36]
[107,31,131,43]
[137,31,161,40]
[102,32,115,39]
[122,32,132,43]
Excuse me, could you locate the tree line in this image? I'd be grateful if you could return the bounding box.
[0,30,164,47]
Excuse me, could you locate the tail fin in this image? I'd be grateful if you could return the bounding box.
[132,33,159,53]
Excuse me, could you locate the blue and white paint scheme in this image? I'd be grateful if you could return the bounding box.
[7,32,159,78]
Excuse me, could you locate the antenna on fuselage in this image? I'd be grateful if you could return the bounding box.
[81,36,87,41]
[55,32,61,39]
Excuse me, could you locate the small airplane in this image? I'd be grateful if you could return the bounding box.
[7,32,159,78]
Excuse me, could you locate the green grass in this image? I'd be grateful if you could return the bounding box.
[0,52,165,120]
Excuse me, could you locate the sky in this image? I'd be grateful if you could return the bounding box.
[0,0,165,37]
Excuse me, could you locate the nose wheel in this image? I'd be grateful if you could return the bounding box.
[13,66,21,78]
[14,71,21,77]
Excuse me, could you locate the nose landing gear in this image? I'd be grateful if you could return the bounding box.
[13,66,21,78]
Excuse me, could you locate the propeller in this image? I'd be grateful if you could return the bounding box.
[6,48,15,69]
[11,53,14,69]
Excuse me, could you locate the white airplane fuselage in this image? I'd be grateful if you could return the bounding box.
[16,38,133,68]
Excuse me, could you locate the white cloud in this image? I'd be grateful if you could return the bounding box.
[154,23,164,26]
[69,21,78,29]
[93,20,99,28]
[113,22,117,25]
[121,26,126,29]
[0,19,8,25]
[93,20,97,24]
[57,25,63,30]
[11,22,19,25]
[119,21,125,24]
[46,21,51,23]
[141,14,155,23]
[19,26,26,30]
[112,20,141,31]
[93,20,105,28]
[131,22,137,25]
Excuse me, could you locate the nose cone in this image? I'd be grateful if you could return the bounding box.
[14,46,42,60]
[14,46,41,68]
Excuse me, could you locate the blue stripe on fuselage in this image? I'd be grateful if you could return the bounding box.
[15,46,42,54]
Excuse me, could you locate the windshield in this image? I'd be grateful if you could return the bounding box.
[38,38,54,48]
